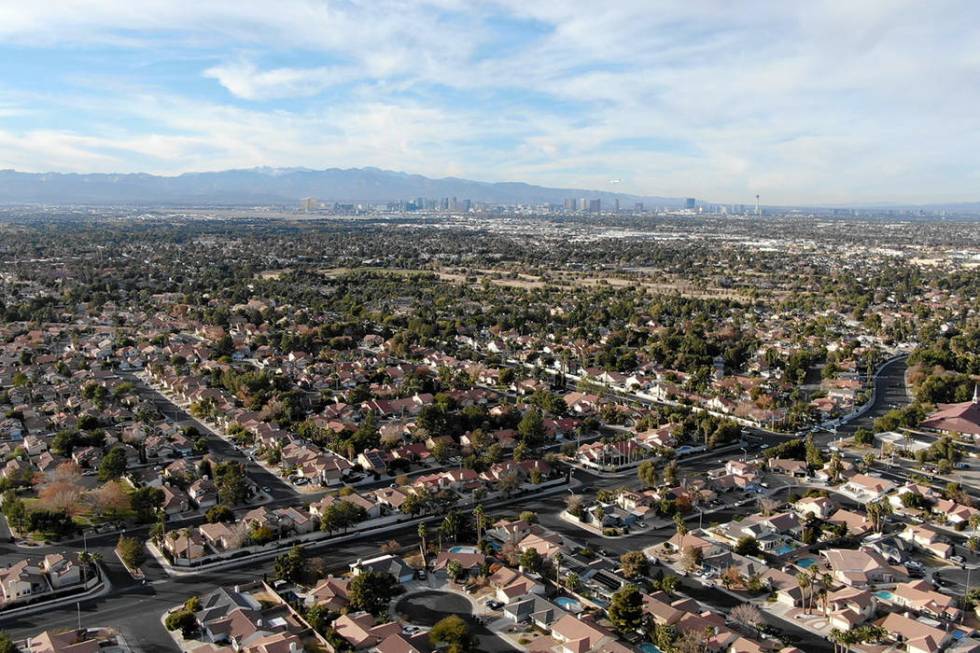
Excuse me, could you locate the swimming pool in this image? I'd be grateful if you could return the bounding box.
[448,545,478,554]
[875,590,895,601]
[775,543,796,555]
[796,558,818,568]
[554,597,582,612]
[639,645,664,653]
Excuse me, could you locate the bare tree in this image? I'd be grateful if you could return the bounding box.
[673,629,709,653]
[757,496,780,517]
[730,604,764,633]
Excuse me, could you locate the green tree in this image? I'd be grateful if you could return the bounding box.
[131,486,164,523]
[349,570,401,616]
[519,547,543,573]
[305,603,329,634]
[637,460,658,488]
[429,615,474,653]
[205,504,235,523]
[215,462,249,506]
[853,428,874,446]
[320,500,368,534]
[805,434,823,469]
[673,512,688,537]
[447,560,464,582]
[98,446,128,481]
[517,408,545,447]
[165,608,198,638]
[518,510,538,524]
[274,545,307,583]
[116,535,146,569]
[619,550,650,580]
[607,584,644,633]
[734,536,760,556]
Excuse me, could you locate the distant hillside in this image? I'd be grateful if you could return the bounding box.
[0,167,682,207]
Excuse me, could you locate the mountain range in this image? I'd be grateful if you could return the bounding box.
[0,167,682,207]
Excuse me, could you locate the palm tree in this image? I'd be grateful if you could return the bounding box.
[819,573,833,615]
[473,504,486,546]
[829,628,844,653]
[867,499,892,533]
[796,573,812,615]
[418,523,428,567]
[441,510,460,545]
[554,552,563,582]
[79,551,92,583]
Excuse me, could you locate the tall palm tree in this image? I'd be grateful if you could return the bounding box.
[473,504,486,546]
[79,551,92,583]
[441,510,460,544]
[554,552,563,582]
[867,499,892,533]
[418,523,428,567]
[796,573,812,615]
[829,628,843,653]
[819,573,833,616]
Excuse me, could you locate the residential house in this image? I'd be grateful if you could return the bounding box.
[431,551,485,579]
[0,559,46,604]
[198,522,239,552]
[793,496,836,520]
[490,566,545,604]
[305,576,349,612]
[821,547,907,587]
[334,612,402,649]
[891,579,962,621]
[900,524,953,559]
[880,612,951,653]
[189,478,219,509]
[504,595,568,628]
[826,587,876,631]
[840,474,896,502]
[549,614,632,653]
[350,554,415,585]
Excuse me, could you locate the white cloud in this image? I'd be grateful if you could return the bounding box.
[0,1,979,203]
[203,61,356,100]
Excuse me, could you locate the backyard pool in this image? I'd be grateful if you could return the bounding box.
[639,645,664,653]
[775,543,796,556]
[875,590,895,601]
[448,545,479,554]
[796,557,818,568]
[554,597,582,613]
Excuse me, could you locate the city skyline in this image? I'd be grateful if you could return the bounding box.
[1,2,979,205]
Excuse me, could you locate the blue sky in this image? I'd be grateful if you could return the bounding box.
[0,1,978,204]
